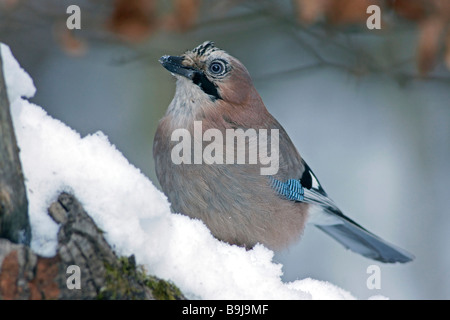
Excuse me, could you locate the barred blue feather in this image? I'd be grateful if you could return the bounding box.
[270,178,304,202]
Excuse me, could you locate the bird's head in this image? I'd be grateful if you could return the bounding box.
[159,41,257,106]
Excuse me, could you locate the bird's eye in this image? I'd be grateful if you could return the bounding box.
[209,60,226,75]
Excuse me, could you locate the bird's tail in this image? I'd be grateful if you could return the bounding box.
[304,189,414,263]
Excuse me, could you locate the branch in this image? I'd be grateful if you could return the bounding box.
[0,192,185,300]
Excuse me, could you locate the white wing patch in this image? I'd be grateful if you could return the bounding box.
[310,171,321,190]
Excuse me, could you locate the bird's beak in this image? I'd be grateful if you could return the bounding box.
[159,55,197,80]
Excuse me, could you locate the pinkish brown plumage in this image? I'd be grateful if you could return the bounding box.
[153,41,414,263]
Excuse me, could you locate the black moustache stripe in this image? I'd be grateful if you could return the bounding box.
[192,72,222,101]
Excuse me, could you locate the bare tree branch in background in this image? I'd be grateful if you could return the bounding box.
[0,0,449,78]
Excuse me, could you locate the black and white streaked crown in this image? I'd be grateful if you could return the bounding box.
[191,41,221,57]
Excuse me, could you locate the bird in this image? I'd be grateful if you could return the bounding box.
[153,41,414,263]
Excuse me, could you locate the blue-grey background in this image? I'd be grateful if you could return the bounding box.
[2,2,449,299]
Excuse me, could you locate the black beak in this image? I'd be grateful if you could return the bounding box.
[159,55,197,80]
[159,54,222,100]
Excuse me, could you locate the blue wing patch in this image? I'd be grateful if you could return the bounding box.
[270,178,304,202]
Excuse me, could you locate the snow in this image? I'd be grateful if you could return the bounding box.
[1,43,375,300]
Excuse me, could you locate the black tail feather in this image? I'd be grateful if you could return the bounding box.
[304,188,414,263]
[316,218,414,263]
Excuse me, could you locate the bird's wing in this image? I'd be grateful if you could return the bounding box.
[271,161,414,263]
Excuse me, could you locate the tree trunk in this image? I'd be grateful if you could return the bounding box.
[0,53,31,245]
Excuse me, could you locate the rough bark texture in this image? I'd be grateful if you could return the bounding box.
[0,53,31,245]
[0,193,185,300]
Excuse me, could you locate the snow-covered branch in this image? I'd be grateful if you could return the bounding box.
[0,43,374,300]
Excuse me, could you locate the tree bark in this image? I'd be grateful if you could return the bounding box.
[0,53,31,245]
[0,192,185,300]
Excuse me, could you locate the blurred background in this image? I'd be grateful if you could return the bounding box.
[1,0,449,299]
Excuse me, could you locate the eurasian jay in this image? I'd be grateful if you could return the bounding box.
[153,41,414,263]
